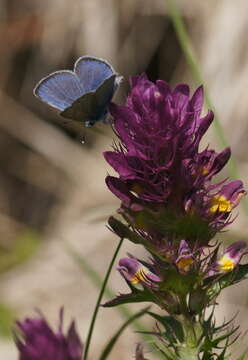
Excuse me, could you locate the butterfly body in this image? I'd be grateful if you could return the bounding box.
[34,56,122,127]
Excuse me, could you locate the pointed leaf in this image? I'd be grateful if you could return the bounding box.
[102,289,154,308]
[147,312,184,343]
[108,216,149,246]
[205,264,248,302]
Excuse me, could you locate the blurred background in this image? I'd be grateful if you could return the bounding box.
[0,0,247,358]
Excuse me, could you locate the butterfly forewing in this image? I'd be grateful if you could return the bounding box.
[34,70,84,111]
[74,56,114,93]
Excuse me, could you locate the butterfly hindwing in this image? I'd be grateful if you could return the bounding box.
[61,92,95,123]
[93,74,116,108]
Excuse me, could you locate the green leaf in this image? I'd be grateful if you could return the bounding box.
[231,264,248,283]
[102,288,155,308]
[99,307,150,360]
[132,208,213,246]
[108,216,149,247]
[155,211,212,245]
[159,267,197,296]
[147,312,184,343]
[154,343,178,360]
[200,309,239,358]
[204,264,248,302]
[211,326,239,348]
[108,216,164,259]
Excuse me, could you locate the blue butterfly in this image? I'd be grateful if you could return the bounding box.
[34,56,122,127]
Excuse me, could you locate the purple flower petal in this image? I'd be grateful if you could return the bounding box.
[15,310,83,360]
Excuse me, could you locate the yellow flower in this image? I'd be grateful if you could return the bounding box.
[218,254,235,272]
[209,195,232,213]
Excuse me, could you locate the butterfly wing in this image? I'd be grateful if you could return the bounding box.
[34,56,122,127]
[92,74,116,111]
[34,70,84,111]
[61,91,95,122]
[74,56,114,93]
[61,75,117,127]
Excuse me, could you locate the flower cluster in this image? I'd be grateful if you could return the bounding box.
[105,74,245,265]
[105,75,245,249]
[104,75,248,357]
[15,309,83,360]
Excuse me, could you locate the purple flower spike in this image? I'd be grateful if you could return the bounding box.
[15,309,83,360]
[105,73,246,257]
[175,240,194,272]
[104,75,215,207]
[118,257,161,288]
[218,241,247,272]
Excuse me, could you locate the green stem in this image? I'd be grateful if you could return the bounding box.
[83,237,124,360]
[178,347,199,360]
[65,242,163,359]
[175,295,202,360]
[166,0,248,214]
[178,317,200,360]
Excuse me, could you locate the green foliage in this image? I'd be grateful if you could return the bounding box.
[143,209,213,245]
[200,309,239,359]
[108,216,162,258]
[108,216,149,246]
[204,264,248,303]
[0,303,16,338]
[147,312,184,344]
[130,208,212,244]
[102,285,155,308]
[144,313,201,359]
[159,267,198,297]
[110,207,215,258]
